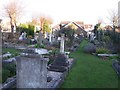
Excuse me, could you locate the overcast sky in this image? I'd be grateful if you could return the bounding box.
[0,0,120,25]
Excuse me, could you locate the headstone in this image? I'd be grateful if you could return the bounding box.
[23,32,27,40]
[90,33,95,42]
[48,53,69,72]
[60,34,65,54]
[19,32,24,41]
[38,30,43,46]
[16,53,48,88]
[49,33,52,44]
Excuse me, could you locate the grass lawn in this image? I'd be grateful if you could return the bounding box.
[2,48,20,55]
[61,40,118,88]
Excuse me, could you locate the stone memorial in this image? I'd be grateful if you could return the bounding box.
[60,34,65,54]
[90,32,95,42]
[49,33,52,44]
[48,53,69,72]
[48,34,69,72]
[16,50,48,88]
[38,30,43,46]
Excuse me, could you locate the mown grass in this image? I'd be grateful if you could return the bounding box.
[61,40,118,88]
[2,48,20,55]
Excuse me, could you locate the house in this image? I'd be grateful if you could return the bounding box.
[116,27,120,33]
[104,25,113,31]
[52,21,87,37]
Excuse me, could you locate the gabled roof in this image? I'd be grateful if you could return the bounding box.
[59,21,87,35]
[52,21,87,33]
[104,25,113,30]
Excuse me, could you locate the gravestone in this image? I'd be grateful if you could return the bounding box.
[38,30,43,46]
[19,32,27,41]
[60,34,65,54]
[48,34,69,72]
[49,33,52,44]
[16,51,48,88]
[48,53,69,72]
[90,33,95,42]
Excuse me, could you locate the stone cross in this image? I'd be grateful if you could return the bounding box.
[16,54,48,88]
[60,34,65,54]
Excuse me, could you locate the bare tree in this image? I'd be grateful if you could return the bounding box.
[4,0,24,33]
[32,14,53,37]
[32,14,53,29]
[39,15,53,38]
[107,9,120,27]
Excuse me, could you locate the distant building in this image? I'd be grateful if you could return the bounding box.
[104,25,113,31]
[52,21,88,39]
[84,24,93,32]
[118,1,120,27]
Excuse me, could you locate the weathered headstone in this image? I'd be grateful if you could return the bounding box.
[16,52,48,88]
[60,34,65,54]
[38,30,43,46]
[48,53,69,72]
[90,33,95,42]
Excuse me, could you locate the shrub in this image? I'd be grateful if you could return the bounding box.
[117,55,120,63]
[3,64,16,77]
[39,44,45,48]
[34,44,45,48]
[96,47,110,54]
[2,69,10,83]
[17,24,34,37]
[83,43,96,54]
[103,35,111,43]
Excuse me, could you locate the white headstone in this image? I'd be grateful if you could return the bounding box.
[19,33,24,40]
[49,33,52,43]
[60,34,65,54]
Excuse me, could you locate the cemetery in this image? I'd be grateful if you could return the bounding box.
[0,1,120,89]
[1,25,81,89]
[1,21,120,89]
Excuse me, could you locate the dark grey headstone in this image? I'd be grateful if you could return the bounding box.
[48,54,69,72]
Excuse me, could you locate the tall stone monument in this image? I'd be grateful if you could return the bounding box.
[49,33,52,44]
[38,30,43,46]
[60,34,65,54]
[16,53,48,88]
